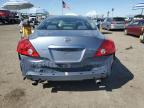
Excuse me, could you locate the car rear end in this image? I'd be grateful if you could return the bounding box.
[16,16,116,82]
[0,10,16,24]
[110,17,125,30]
[0,10,10,23]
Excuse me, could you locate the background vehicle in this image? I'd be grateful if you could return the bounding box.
[92,18,104,30]
[17,16,116,83]
[125,19,144,37]
[29,15,38,26]
[0,9,19,24]
[29,15,37,22]
[101,17,125,30]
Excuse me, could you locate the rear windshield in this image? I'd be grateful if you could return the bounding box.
[37,17,97,30]
[113,17,125,21]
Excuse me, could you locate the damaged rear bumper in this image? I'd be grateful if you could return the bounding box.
[26,66,107,81]
[19,55,113,81]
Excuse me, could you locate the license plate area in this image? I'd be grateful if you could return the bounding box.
[49,48,85,63]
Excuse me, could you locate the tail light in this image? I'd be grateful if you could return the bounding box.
[95,39,116,57]
[17,38,39,57]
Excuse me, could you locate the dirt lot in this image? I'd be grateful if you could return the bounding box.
[0,24,144,108]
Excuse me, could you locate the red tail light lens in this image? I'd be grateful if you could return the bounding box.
[17,38,39,57]
[95,39,116,57]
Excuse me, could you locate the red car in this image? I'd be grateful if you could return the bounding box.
[0,9,18,24]
[125,19,144,37]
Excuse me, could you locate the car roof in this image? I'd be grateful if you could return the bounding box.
[132,19,144,22]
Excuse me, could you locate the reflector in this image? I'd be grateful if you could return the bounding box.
[95,39,116,57]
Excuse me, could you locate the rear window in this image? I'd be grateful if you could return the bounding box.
[37,17,97,30]
[113,17,125,21]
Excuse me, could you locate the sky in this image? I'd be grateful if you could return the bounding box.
[0,0,144,17]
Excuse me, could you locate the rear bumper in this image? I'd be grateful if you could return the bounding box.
[110,24,125,30]
[19,55,113,81]
[26,66,108,81]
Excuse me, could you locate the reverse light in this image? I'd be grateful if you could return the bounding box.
[95,39,116,57]
[16,38,39,57]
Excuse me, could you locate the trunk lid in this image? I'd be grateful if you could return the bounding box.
[30,30,104,63]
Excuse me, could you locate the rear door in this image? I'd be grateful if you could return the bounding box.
[131,21,142,36]
[133,25,142,37]
[127,21,139,35]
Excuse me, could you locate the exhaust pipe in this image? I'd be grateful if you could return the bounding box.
[32,80,41,86]
[32,79,45,86]
[95,79,102,85]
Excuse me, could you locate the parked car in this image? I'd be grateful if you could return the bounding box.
[16,16,116,84]
[124,19,144,37]
[29,15,39,26]
[0,9,18,24]
[101,17,125,30]
[29,15,37,22]
[92,18,104,30]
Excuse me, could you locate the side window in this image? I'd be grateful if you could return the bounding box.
[139,21,144,26]
[131,21,139,26]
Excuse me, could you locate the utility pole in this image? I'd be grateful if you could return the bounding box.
[112,8,114,18]
[141,9,144,15]
[107,11,110,17]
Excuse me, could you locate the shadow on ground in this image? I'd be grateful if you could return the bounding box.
[101,31,112,34]
[42,57,134,92]
[126,34,140,38]
[110,29,124,32]
[101,29,124,33]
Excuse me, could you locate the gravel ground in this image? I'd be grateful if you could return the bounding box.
[0,25,144,108]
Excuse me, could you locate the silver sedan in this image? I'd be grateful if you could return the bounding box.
[17,16,116,83]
